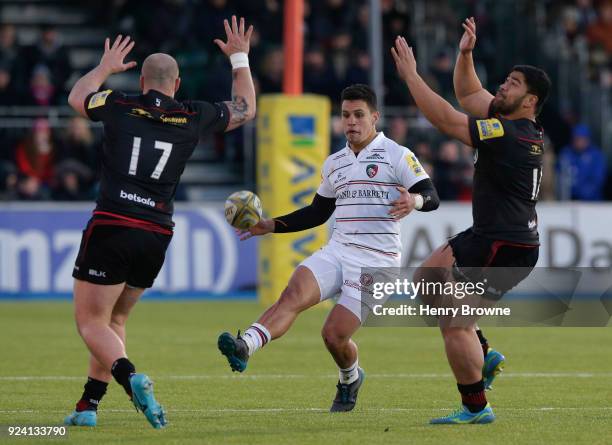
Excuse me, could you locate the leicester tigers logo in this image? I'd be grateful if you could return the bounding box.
[360,273,374,287]
[366,164,378,178]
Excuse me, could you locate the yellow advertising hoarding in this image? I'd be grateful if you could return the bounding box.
[257,94,331,305]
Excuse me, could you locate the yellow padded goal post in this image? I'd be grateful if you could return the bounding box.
[257,94,331,305]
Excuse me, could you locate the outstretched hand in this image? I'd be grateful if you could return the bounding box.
[388,186,416,220]
[459,17,477,54]
[214,15,254,57]
[235,218,275,241]
[391,36,417,81]
[99,35,137,75]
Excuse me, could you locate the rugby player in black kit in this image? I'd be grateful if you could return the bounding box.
[63,16,256,429]
[391,17,550,424]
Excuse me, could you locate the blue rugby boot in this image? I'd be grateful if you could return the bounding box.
[218,331,249,372]
[330,367,366,412]
[63,409,97,427]
[430,403,495,424]
[483,348,505,390]
[129,373,167,429]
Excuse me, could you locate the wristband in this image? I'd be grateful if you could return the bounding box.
[413,194,424,210]
[230,52,249,69]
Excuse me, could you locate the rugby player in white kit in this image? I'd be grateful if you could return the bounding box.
[218,84,439,411]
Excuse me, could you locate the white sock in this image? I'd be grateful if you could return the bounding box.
[242,323,271,356]
[339,360,359,385]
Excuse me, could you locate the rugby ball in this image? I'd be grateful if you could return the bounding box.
[224,190,263,229]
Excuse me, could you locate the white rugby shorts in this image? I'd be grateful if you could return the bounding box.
[299,239,399,322]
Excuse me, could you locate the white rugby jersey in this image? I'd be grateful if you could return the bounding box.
[317,132,429,259]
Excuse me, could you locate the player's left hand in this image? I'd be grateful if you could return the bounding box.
[99,35,137,75]
[391,36,417,81]
[388,186,416,220]
[214,15,254,56]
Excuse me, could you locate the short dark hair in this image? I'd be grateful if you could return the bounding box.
[341,84,378,111]
[511,65,551,116]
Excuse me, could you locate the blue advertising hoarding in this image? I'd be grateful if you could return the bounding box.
[0,203,258,299]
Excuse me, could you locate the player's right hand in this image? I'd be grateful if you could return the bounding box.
[99,35,137,74]
[459,17,477,54]
[214,16,254,57]
[236,218,274,241]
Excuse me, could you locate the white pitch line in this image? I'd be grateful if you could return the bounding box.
[1,407,612,415]
[1,372,612,381]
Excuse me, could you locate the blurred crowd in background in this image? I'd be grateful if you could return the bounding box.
[0,0,610,202]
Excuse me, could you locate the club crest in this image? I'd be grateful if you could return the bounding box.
[366,164,378,178]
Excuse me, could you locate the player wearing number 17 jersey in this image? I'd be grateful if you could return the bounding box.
[63,17,255,429]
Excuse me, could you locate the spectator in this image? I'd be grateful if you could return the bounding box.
[387,116,409,146]
[434,140,463,200]
[0,60,19,105]
[14,119,55,199]
[21,25,72,101]
[52,163,94,201]
[330,115,345,153]
[587,0,612,54]
[430,49,455,102]
[0,24,18,66]
[344,49,371,87]
[195,0,237,52]
[0,24,22,93]
[258,47,283,93]
[56,116,98,172]
[303,46,339,99]
[311,0,353,47]
[25,64,55,106]
[576,0,598,32]
[557,124,606,200]
[0,159,17,199]
[413,141,434,164]
[351,4,370,51]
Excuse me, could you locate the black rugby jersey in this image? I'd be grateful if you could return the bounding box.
[467,107,545,245]
[84,89,229,227]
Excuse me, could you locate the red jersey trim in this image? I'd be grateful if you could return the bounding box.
[114,100,198,116]
[93,211,173,234]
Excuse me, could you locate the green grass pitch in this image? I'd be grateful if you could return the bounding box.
[1,301,611,444]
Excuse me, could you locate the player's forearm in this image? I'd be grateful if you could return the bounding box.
[404,72,458,133]
[453,52,483,100]
[228,67,256,124]
[68,65,112,116]
[408,178,440,212]
[273,194,336,233]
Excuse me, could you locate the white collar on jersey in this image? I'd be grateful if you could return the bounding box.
[345,131,385,158]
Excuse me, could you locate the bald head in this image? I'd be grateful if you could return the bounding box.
[140,53,180,96]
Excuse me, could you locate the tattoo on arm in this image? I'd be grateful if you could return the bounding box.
[228,95,249,125]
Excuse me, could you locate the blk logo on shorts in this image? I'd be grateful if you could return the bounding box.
[366,164,378,178]
[89,269,107,278]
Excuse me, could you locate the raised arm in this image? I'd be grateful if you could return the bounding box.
[391,36,472,147]
[67,35,137,118]
[215,16,256,132]
[453,17,494,118]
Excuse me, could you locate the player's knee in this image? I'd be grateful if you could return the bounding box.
[75,318,96,340]
[321,324,348,350]
[110,312,128,328]
[441,326,473,342]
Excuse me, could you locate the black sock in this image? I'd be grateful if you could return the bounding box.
[76,377,108,412]
[457,380,487,413]
[475,329,489,358]
[111,358,135,397]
